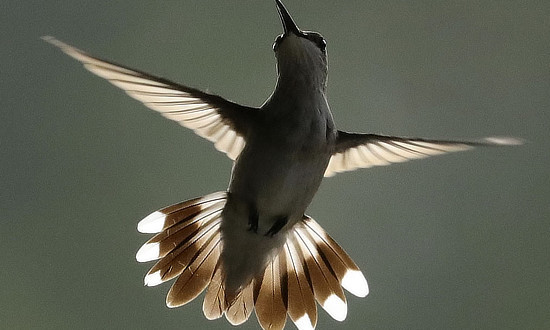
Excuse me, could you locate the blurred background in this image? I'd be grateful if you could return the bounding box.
[2,0,549,329]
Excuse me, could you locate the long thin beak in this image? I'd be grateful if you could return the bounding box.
[275,0,301,35]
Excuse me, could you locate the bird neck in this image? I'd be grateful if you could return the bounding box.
[273,69,327,103]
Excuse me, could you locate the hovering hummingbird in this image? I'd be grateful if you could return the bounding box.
[44,0,521,329]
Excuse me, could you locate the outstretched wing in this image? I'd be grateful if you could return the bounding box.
[43,36,257,160]
[325,131,522,177]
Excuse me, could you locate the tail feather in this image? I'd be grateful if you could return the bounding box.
[292,224,347,321]
[301,216,369,298]
[139,201,225,262]
[143,213,222,286]
[225,280,255,325]
[137,202,223,288]
[136,192,369,330]
[284,236,318,330]
[202,265,227,320]
[166,232,221,307]
[254,253,288,330]
[137,191,227,234]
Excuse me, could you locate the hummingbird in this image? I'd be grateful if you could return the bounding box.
[43,0,521,329]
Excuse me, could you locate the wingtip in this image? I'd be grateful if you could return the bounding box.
[481,136,525,146]
[40,36,89,62]
[41,35,64,48]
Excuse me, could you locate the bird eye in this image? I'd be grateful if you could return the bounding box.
[319,39,327,52]
[273,35,283,52]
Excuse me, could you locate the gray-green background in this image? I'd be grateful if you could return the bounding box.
[2,1,548,329]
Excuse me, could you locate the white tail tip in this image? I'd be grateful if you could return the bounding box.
[322,294,348,321]
[137,211,166,233]
[341,269,369,298]
[136,242,160,262]
[294,314,315,330]
[144,270,163,287]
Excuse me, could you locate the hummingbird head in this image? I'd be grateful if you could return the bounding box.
[273,0,328,89]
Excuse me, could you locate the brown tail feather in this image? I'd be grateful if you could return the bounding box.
[166,232,221,307]
[254,253,288,330]
[225,280,255,325]
[284,236,318,330]
[292,225,347,321]
[145,217,221,285]
[202,265,227,320]
[301,216,369,298]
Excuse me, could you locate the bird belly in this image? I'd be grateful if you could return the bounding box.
[220,143,330,294]
[229,144,329,226]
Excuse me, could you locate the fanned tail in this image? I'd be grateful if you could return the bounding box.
[136,193,369,330]
[252,216,369,330]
